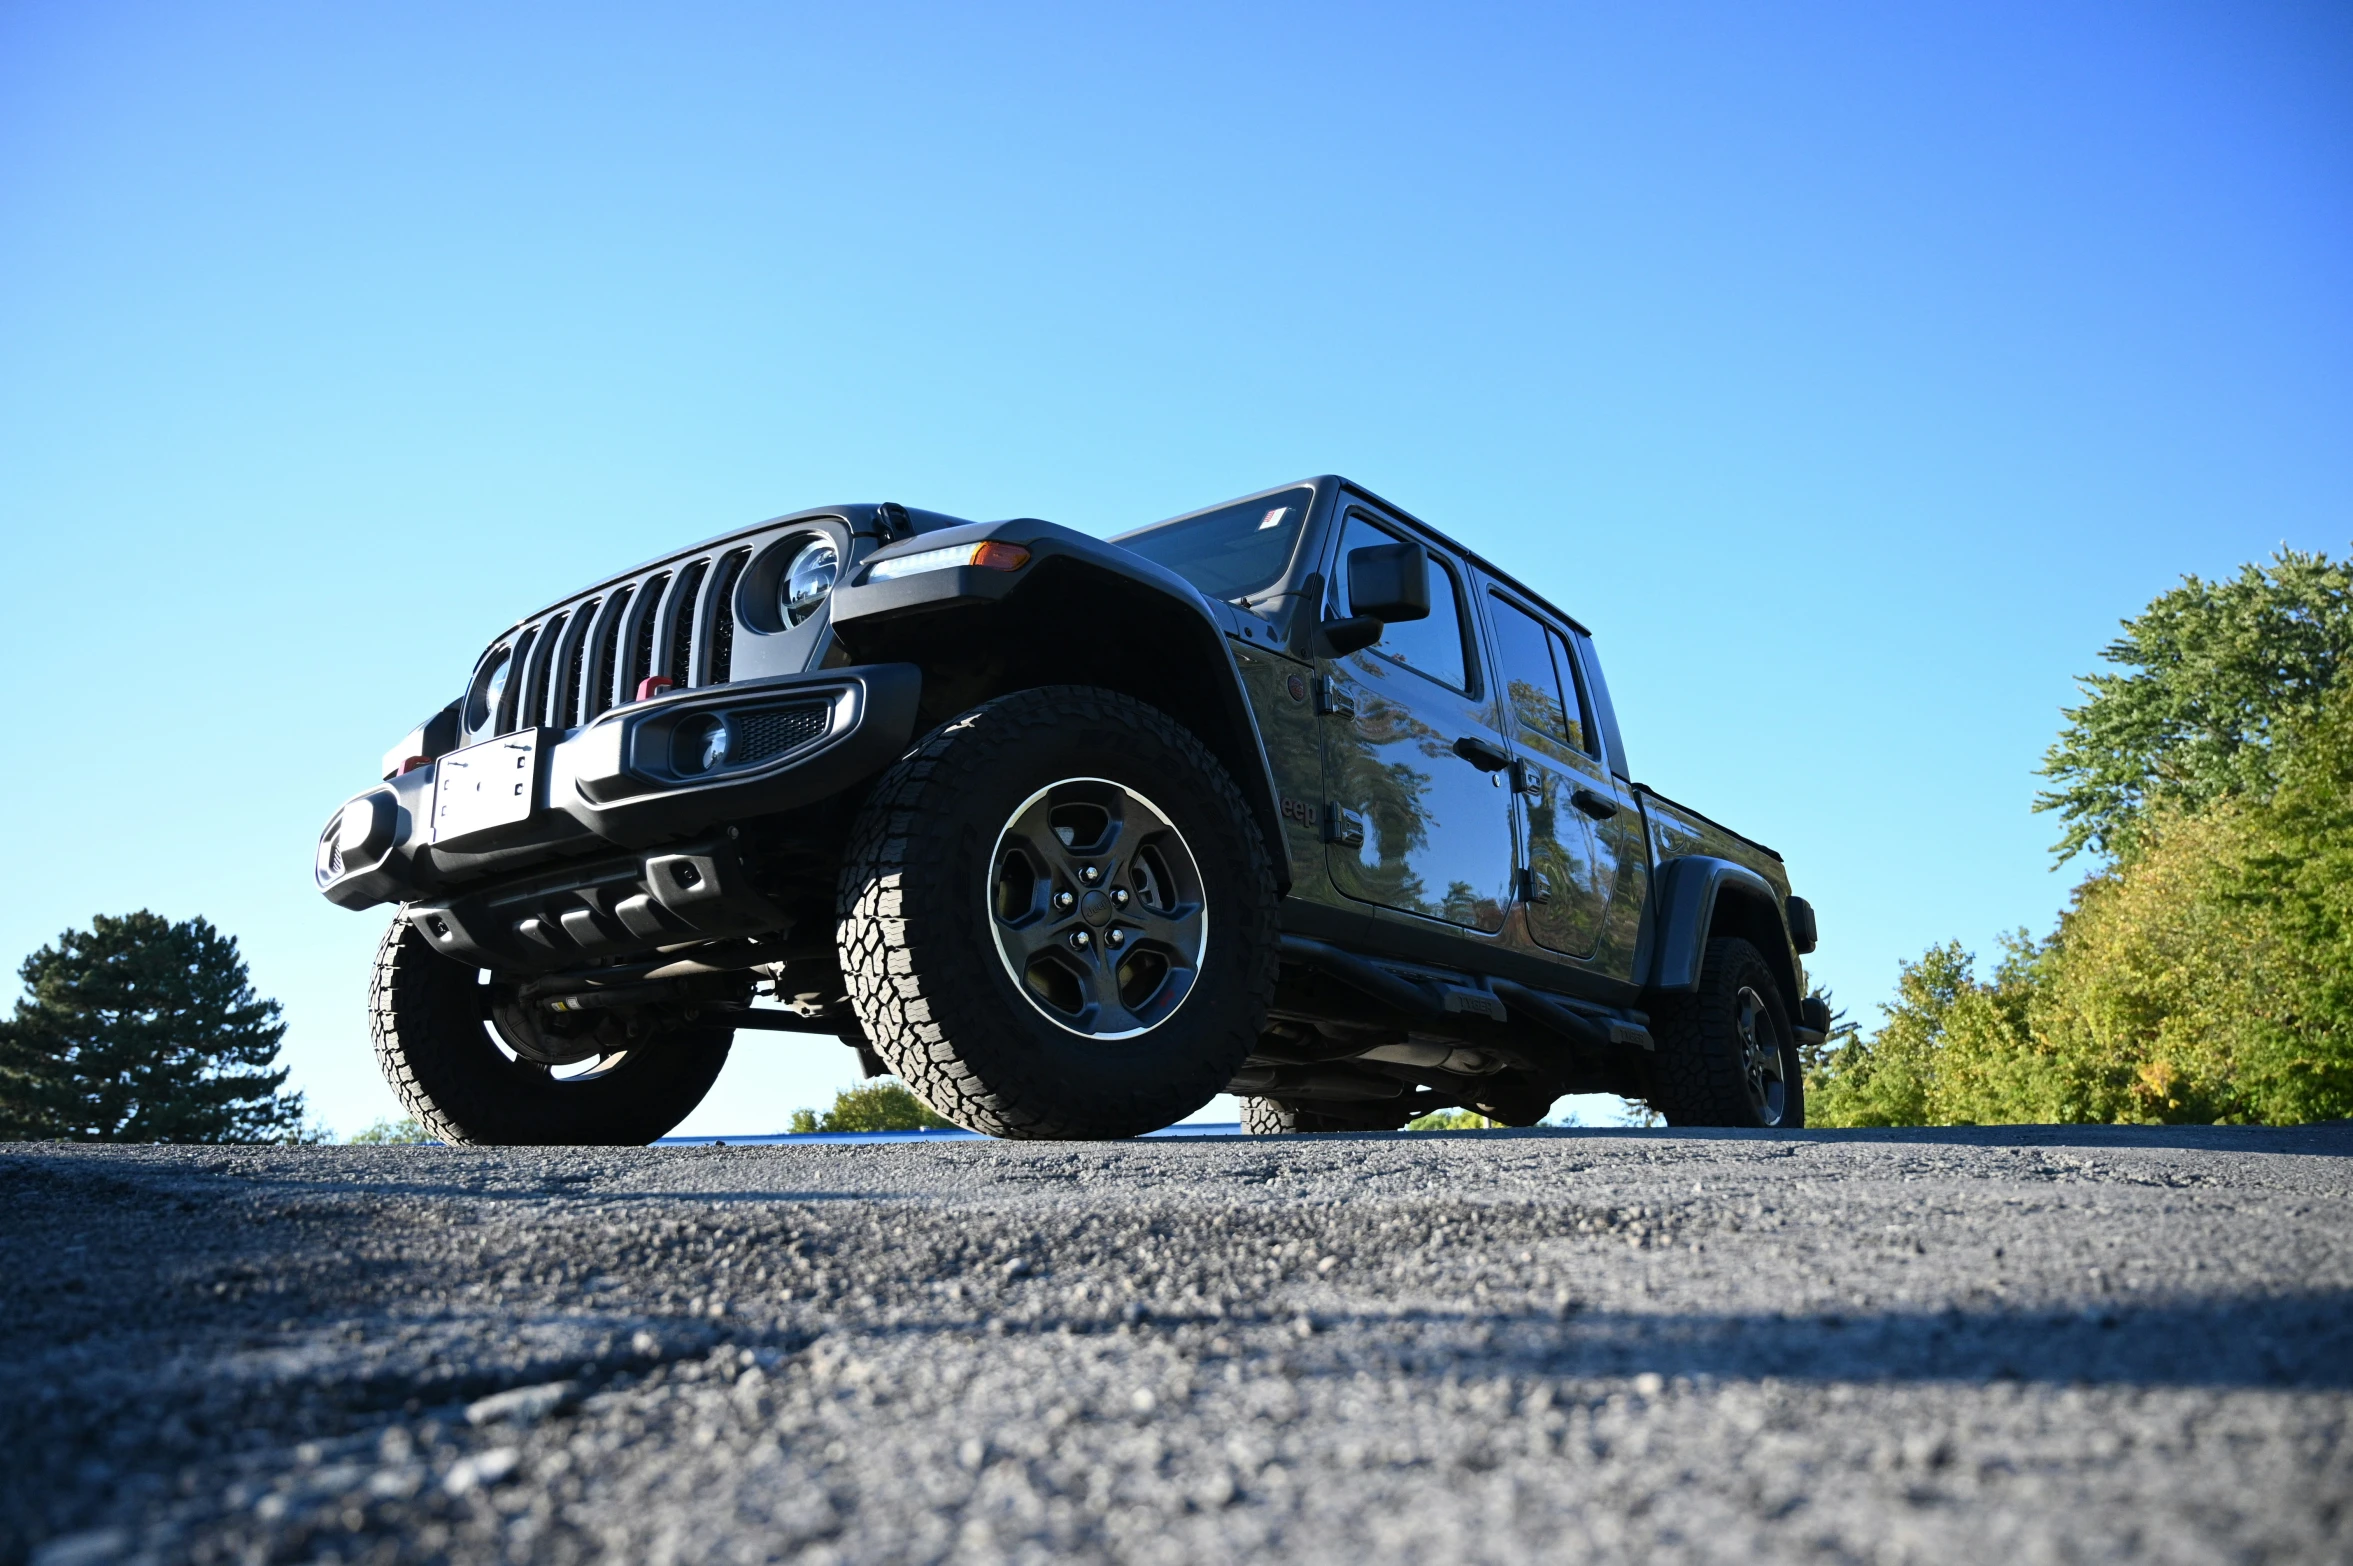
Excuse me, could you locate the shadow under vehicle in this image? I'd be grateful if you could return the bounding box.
[317,479,1822,1142]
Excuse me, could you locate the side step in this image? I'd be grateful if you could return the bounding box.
[1275,935,1649,1052]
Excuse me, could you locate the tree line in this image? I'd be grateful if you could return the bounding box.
[1807,545,2353,1126]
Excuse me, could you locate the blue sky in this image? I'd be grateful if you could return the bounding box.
[2,0,2347,1137]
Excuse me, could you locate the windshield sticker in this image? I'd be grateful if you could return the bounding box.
[1257,507,1289,531]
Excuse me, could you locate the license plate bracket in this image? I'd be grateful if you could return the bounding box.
[431,731,544,846]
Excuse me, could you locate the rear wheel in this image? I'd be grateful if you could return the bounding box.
[1241,1098,1359,1135]
[369,917,733,1145]
[1241,1096,1423,1134]
[1649,936,1803,1128]
[838,686,1276,1139]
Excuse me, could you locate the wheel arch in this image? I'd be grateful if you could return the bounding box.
[830,549,1291,893]
[1644,855,1803,1013]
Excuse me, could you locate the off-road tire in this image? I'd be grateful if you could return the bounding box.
[1241,1098,1362,1135]
[1648,935,1804,1128]
[838,686,1277,1139]
[370,917,733,1145]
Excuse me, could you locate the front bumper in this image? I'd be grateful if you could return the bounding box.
[314,663,922,914]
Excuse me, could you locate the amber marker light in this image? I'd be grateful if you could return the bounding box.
[864,540,1033,583]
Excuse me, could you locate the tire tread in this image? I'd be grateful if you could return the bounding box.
[837,686,1276,1139]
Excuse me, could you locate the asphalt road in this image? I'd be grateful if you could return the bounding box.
[4,1123,2349,1565]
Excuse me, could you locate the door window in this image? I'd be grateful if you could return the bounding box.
[1331,514,1473,693]
[1546,626,1599,757]
[1318,518,1514,932]
[1488,595,1579,747]
[1487,589,1616,958]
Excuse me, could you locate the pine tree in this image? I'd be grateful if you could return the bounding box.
[0,912,307,1142]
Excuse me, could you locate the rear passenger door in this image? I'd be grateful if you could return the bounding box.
[1317,509,1517,932]
[1481,587,1621,959]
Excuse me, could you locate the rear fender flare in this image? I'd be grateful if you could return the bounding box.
[1645,855,1801,1009]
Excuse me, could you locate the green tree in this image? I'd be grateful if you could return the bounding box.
[2035,546,2353,863]
[1818,676,2353,1128]
[789,1079,953,1133]
[1806,941,1972,1127]
[0,912,306,1142]
[349,1116,433,1144]
[1806,937,2066,1128]
[2032,676,2353,1124]
[1406,1108,1495,1130]
[2228,670,2353,1116]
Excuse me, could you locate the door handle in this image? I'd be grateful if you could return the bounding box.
[1452,735,1510,772]
[1570,786,1619,820]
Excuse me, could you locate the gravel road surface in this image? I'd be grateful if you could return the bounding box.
[4,1123,2349,1565]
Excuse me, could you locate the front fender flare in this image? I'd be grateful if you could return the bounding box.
[828,520,1293,893]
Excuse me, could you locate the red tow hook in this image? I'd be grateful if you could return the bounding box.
[634,676,677,703]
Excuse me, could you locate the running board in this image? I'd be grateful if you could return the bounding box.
[1275,935,1650,1051]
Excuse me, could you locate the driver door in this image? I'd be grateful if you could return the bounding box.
[1317,509,1517,932]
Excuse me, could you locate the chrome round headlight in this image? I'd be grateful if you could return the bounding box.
[674,713,730,775]
[468,647,513,731]
[782,537,839,627]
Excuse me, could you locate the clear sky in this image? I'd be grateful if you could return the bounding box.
[2,0,2348,1138]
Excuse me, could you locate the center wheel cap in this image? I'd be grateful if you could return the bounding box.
[1079,889,1115,928]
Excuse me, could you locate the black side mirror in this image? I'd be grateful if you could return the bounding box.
[1347,541,1432,623]
[1320,541,1432,656]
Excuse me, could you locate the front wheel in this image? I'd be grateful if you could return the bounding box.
[369,917,733,1145]
[1649,936,1804,1128]
[838,686,1278,1139]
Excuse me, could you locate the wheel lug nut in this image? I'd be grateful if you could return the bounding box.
[1069,930,1091,950]
[1081,865,1101,884]
[1111,888,1129,907]
[1106,929,1124,948]
[1053,891,1075,911]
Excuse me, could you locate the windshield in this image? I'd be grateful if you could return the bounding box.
[1110,487,1314,601]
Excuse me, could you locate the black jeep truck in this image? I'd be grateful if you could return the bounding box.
[317,478,1824,1143]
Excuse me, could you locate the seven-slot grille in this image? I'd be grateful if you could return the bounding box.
[485,544,759,737]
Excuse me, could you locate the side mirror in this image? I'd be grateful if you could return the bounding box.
[1347,541,1432,624]
[1320,541,1431,657]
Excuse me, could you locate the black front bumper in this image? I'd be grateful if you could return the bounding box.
[314,663,922,918]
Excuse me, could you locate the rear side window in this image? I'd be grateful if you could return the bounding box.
[1487,594,1596,753]
[1487,594,1577,747]
[1332,513,1473,692]
[1545,624,1599,758]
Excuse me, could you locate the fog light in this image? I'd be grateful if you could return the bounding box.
[674,713,730,774]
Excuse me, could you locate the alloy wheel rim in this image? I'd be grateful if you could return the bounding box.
[1734,984,1788,1125]
[986,777,1208,1040]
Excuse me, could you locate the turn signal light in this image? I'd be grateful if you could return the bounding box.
[865,540,1033,583]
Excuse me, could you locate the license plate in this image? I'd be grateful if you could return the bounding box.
[431,731,541,845]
